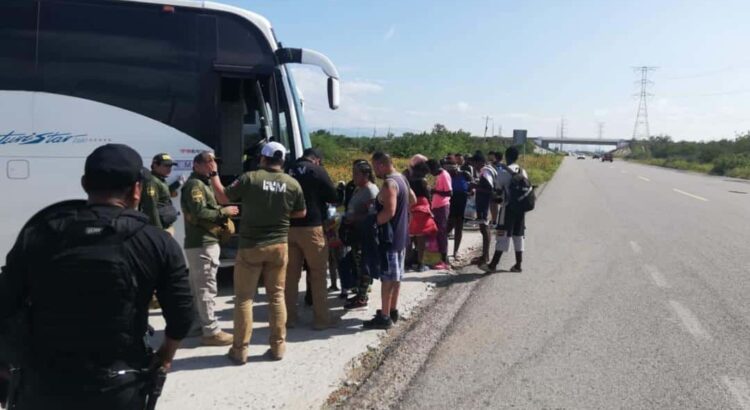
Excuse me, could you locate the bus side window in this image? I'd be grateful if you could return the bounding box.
[219,77,245,176]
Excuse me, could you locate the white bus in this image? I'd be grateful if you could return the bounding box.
[0,0,340,265]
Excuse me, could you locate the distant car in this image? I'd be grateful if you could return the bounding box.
[602,153,613,162]
[577,154,586,160]
[592,154,600,159]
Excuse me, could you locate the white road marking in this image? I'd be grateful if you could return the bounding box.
[629,241,642,254]
[669,300,711,340]
[638,176,651,182]
[621,170,628,174]
[644,264,669,288]
[609,166,615,169]
[673,188,708,202]
[722,376,750,410]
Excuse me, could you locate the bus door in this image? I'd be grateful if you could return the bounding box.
[215,69,293,175]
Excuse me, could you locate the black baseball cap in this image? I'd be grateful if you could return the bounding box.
[152,153,176,166]
[84,144,144,190]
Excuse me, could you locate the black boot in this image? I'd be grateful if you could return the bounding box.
[480,251,502,273]
[510,252,523,272]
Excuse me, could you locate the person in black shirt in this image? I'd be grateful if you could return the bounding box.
[286,148,339,330]
[0,144,193,410]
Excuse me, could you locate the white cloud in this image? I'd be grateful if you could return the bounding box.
[290,66,389,129]
[384,25,396,41]
[346,81,384,95]
[456,101,470,113]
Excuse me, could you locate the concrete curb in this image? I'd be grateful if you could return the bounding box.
[339,181,551,409]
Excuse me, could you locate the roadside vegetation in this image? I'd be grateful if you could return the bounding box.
[627,133,750,179]
[312,124,563,186]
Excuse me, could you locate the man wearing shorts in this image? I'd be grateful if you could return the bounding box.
[364,152,415,330]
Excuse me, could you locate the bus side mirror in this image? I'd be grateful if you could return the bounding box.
[276,47,340,111]
[328,77,340,110]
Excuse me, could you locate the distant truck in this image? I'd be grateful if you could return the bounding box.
[602,153,614,162]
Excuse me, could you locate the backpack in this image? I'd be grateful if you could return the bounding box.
[507,167,535,213]
[28,205,146,363]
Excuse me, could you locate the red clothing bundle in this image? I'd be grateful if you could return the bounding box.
[409,197,438,236]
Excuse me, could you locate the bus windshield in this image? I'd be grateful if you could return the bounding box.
[285,67,311,150]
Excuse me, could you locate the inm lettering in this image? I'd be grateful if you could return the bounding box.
[262,180,287,193]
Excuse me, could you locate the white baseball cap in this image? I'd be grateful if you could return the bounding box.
[261,141,286,160]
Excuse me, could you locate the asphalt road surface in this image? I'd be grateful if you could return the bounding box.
[400,158,750,409]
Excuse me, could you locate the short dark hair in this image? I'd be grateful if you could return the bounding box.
[353,160,375,183]
[495,151,504,161]
[411,161,430,179]
[426,158,442,174]
[193,151,216,164]
[371,151,392,166]
[303,148,323,160]
[505,146,520,164]
[264,156,285,167]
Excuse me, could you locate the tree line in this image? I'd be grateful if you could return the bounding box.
[310,124,537,163]
[628,133,750,178]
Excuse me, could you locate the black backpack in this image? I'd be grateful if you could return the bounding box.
[507,167,535,213]
[28,205,146,362]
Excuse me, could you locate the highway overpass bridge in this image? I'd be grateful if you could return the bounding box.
[534,137,630,150]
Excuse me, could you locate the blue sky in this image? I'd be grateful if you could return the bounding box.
[224,0,750,141]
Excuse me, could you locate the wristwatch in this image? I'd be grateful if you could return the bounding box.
[209,171,218,177]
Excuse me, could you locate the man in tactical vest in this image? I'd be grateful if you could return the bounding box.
[0,143,194,409]
[181,151,238,346]
[140,153,180,235]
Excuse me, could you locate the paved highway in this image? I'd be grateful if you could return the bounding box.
[400,158,750,409]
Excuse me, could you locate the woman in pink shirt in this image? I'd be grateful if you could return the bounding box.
[427,159,453,270]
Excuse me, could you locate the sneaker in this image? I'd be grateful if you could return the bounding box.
[328,285,340,292]
[510,265,523,273]
[201,331,233,346]
[339,289,349,299]
[362,311,392,330]
[433,261,450,271]
[390,309,399,323]
[479,263,498,274]
[346,294,359,303]
[417,264,430,272]
[344,296,368,310]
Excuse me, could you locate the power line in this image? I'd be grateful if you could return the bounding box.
[482,116,492,137]
[632,66,657,140]
[560,117,566,151]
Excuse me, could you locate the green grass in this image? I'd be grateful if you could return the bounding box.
[633,158,713,174]
[520,155,563,186]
